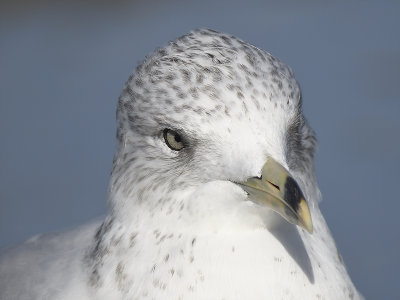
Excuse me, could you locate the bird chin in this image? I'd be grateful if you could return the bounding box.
[252,204,293,231]
[180,180,289,233]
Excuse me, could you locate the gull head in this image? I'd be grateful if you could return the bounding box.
[109,29,317,232]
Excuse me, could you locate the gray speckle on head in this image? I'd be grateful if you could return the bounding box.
[153,229,161,238]
[129,232,137,248]
[156,234,167,245]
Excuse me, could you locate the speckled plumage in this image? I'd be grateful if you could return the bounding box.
[0,29,362,300]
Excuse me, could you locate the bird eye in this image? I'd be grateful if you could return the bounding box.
[163,129,184,151]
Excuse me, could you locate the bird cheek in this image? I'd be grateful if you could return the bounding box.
[221,149,267,182]
[183,181,247,225]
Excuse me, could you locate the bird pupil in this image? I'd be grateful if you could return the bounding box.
[174,134,181,143]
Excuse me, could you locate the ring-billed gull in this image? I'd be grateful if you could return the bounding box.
[0,29,362,299]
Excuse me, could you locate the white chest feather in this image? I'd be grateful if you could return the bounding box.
[89,219,358,300]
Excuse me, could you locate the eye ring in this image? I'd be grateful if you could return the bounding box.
[163,129,184,151]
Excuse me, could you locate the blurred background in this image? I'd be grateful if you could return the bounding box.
[0,0,399,298]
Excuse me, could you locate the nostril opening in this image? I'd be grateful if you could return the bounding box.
[267,180,280,191]
[252,175,262,180]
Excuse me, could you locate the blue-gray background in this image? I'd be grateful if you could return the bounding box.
[0,1,399,298]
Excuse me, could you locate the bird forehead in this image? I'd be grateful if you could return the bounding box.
[120,29,302,135]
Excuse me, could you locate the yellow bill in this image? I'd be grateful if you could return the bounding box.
[235,157,313,233]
